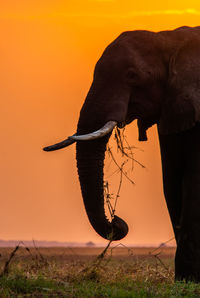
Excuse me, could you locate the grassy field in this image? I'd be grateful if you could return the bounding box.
[0,245,200,297]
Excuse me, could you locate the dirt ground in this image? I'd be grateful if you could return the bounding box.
[0,245,176,265]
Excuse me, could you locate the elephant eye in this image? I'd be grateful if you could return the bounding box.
[126,69,138,84]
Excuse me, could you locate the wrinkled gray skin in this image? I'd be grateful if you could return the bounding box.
[44,26,200,281]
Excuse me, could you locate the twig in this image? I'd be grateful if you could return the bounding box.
[107,147,135,185]
[105,168,120,179]
[0,244,20,277]
[96,240,112,260]
[104,127,138,226]
[110,243,134,257]
[32,239,47,264]
[114,127,145,169]
[80,240,113,274]
[153,253,169,271]
[112,164,124,218]
[20,241,33,256]
[149,237,175,255]
[104,181,115,218]
[149,237,175,271]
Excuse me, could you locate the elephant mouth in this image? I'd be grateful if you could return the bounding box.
[117,121,127,128]
[119,115,137,128]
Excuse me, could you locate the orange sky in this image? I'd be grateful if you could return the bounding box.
[1,0,200,245]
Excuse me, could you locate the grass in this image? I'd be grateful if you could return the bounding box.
[0,246,200,297]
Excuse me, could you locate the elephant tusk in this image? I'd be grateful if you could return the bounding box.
[43,121,117,151]
[43,135,76,151]
[70,121,117,141]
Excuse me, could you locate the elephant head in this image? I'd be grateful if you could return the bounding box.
[43,26,200,241]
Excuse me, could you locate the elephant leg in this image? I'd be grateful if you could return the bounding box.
[158,132,184,242]
[159,124,200,282]
[175,124,200,282]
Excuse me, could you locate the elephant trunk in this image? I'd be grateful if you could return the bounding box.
[76,134,128,241]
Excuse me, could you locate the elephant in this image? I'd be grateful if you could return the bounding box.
[44,26,200,282]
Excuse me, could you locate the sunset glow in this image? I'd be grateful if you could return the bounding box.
[1,0,200,245]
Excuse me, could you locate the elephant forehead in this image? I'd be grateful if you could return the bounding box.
[98,44,132,70]
[99,39,160,75]
[95,46,146,82]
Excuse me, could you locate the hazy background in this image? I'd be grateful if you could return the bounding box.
[1,0,200,245]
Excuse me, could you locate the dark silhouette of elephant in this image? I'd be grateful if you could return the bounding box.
[44,26,200,282]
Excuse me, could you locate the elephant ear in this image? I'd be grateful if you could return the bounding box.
[158,39,200,135]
